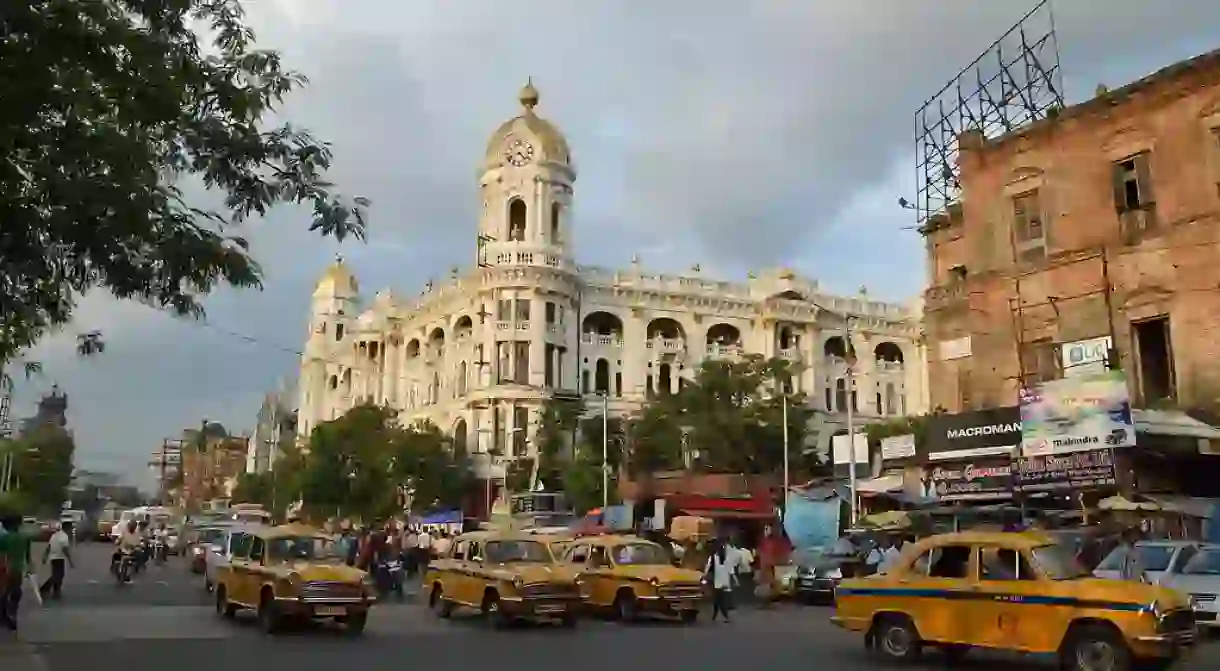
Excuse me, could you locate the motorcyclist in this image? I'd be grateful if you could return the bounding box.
[153,522,169,562]
[113,521,141,580]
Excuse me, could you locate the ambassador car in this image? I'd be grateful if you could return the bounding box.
[833,531,1195,671]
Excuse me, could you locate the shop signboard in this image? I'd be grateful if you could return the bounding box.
[925,406,1021,457]
[1020,371,1135,457]
[928,456,1013,501]
[1014,448,1117,492]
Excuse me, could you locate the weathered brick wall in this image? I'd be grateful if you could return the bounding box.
[924,53,1220,411]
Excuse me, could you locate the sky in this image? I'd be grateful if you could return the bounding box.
[12,1,1220,490]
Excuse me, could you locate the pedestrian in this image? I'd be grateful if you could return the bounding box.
[433,530,452,558]
[40,521,75,600]
[705,541,735,623]
[0,513,32,631]
[416,526,433,567]
[402,527,419,577]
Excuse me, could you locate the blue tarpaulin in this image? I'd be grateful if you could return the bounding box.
[412,510,461,525]
[783,491,841,552]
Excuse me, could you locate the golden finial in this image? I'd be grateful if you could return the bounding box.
[519,78,539,112]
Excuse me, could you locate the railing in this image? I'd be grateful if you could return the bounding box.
[581,333,623,347]
[874,360,905,372]
[706,343,742,357]
[646,338,685,352]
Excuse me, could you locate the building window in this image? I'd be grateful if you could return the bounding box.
[582,369,590,394]
[335,323,344,341]
[1113,153,1153,212]
[958,368,972,411]
[458,361,468,396]
[514,341,530,384]
[1020,339,1060,385]
[1133,316,1176,405]
[615,371,622,397]
[824,386,832,412]
[497,299,511,321]
[658,364,672,395]
[512,406,528,456]
[515,299,531,322]
[834,378,847,413]
[545,301,556,324]
[1012,189,1046,262]
[497,341,511,383]
[508,199,527,241]
[544,344,555,387]
[493,407,505,453]
[550,203,562,243]
[646,375,654,398]
[594,359,610,394]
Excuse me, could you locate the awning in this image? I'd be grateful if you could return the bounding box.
[678,509,776,520]
[1134,409,1220,439]
[856,474,904,494]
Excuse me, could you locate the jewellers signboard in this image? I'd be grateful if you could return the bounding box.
[1014,448,1117,493]
[929,456,1013,501]
[1020,371,1135,457]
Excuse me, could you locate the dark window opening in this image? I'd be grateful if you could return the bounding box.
[512,406,528,456]
[646,375,654,398]
[335,323,345,341]
[615,372,622,397]
[1113,153,1154,212]
[594,359,610,395]
[514,341,530,384]
[1133,316,1175,404]
[834,378,847,412]
[508,199,527,241]
[582,370,590,394]
[544,344,555,387]
[1021,338,1061,385]
[1013,190,1044,241]
[658,364,672,395]
[550,203,562,243]
[545,301,556,324]
[515,299,531,322]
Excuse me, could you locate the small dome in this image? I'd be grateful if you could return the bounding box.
[484,80,572,167]
[313,254,359,298]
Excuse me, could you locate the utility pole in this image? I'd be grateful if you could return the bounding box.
[1,387,13,493]
[781,390,790,517]
[844,318,859,526]
[601,392,609,509]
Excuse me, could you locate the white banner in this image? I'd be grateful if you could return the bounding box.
[880,434,916,460]
[832,432,868,466]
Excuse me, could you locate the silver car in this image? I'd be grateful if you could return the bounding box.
[1093,540,1201,582]
[203,524,265,593]
[1151,545,1220,629]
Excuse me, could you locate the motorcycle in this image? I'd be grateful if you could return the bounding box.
[114,550,135,586]
[133,539,152,574]
[152,538,167,565]
[374,556,404,599]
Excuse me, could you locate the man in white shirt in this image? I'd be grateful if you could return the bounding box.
[432,531,452,558]
[41,522,75,600]
[879,540,903,573]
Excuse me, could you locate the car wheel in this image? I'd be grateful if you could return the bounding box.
[215,586,236,619]
[1063,624,1132,671]
[344,612,368,637]
[482,591,511,629]
[258,593,281,634]
[872,614,922,662]
[614,590,638,623]
[559,613,578,628]
[429,585,452,618]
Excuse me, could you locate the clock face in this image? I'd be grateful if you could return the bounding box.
[505,137,535,167]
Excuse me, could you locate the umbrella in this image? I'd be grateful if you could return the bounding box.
[1097,495,1160,512]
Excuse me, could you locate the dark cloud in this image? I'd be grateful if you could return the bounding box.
[16,1,1220,486]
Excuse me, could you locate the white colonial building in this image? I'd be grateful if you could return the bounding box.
[296,83,929,466]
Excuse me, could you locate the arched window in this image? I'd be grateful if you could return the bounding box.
[550,203,562,242]
[335,323,344,341]
[659,364,672,395]
[835,378,847,412]
[329,375,338,390]
[594,359,610,394]
[508,199,527,241]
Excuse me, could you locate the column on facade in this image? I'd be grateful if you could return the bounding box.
[853,331,878,415]
[621,310,647,399]
[481,291,499,388]
[530,294,547,387]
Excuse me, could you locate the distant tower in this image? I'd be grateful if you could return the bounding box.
[477,80,576,265]
[298,255,360,436]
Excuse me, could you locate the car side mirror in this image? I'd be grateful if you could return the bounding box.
[207,544,223,554]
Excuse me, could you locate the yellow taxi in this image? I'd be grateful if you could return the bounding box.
[560,534,705,623]
[214,523,375,636]
[832,531,1195,671]
[424,530,580,627]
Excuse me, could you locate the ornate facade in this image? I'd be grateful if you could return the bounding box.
[296,83,930,467]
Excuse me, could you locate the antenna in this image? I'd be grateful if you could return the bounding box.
[913,0,1064,226]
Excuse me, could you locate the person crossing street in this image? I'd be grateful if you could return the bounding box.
[40,521,75,600]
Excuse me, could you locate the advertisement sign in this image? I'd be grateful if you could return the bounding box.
[880,434,917,460]
[1020,371,1135,457]
[926,406,1021,456]
[1061,336,1112,378]
[1014,448,1117,492]
[832,432,869,465]
[928,456,1012,501]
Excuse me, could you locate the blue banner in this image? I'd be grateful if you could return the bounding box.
[783,492,840,552]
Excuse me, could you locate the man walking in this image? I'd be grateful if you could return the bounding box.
[0,513,32,630]
[40,521,74,600]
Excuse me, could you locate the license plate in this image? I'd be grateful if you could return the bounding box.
[535,604,564,614]
[315,606,346,617]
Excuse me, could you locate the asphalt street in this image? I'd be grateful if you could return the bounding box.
[1,542,1218,671]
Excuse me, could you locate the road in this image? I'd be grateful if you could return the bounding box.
[1,541,1217,671]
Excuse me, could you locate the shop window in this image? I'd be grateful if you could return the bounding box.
[1133,316,1176,404]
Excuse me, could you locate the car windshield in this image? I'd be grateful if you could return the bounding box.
[197,528,224,543]
[1182,549,1220,576]
[267,536,340,562]
[485,540,552,563]
[1031,543,1091,580]
[612,542,670,566]
[1097,545,1175,573]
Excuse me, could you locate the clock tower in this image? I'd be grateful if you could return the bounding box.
[477,80,575,264]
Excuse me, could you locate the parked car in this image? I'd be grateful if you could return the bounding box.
[1093,540,1202,582]
[782,548,858,604]
[1144,544,1220,629]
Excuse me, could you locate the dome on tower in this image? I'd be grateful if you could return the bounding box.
[484,80,571,167]
[313,254,359,298]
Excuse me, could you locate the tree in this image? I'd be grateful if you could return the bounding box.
[533,396,582,488]
[562,446,610,515]
[231,472,273,508]
[12,425,76,515]
[301,404,398,520]
[0,0,368,367]
[389,420,472,513]
[863,409,946,459]
[628,355,817,476]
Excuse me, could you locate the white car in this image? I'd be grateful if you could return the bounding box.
[1149,544,1220,629]
[203,524,264,593]
[1093,540,1201,582]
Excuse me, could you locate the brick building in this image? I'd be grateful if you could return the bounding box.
[923,49,1220,415]
[177,423,248,508]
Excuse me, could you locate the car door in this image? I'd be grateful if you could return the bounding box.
[586,545,617,606]
[566,544,594,602]
[241,536,267,606]
[228,534,257,606]
[902,544,979,644]
[460,540,484,606]
[976,545,1042,651]
[444,539,470,605]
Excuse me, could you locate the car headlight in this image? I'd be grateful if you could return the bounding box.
[649,577,660,587]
